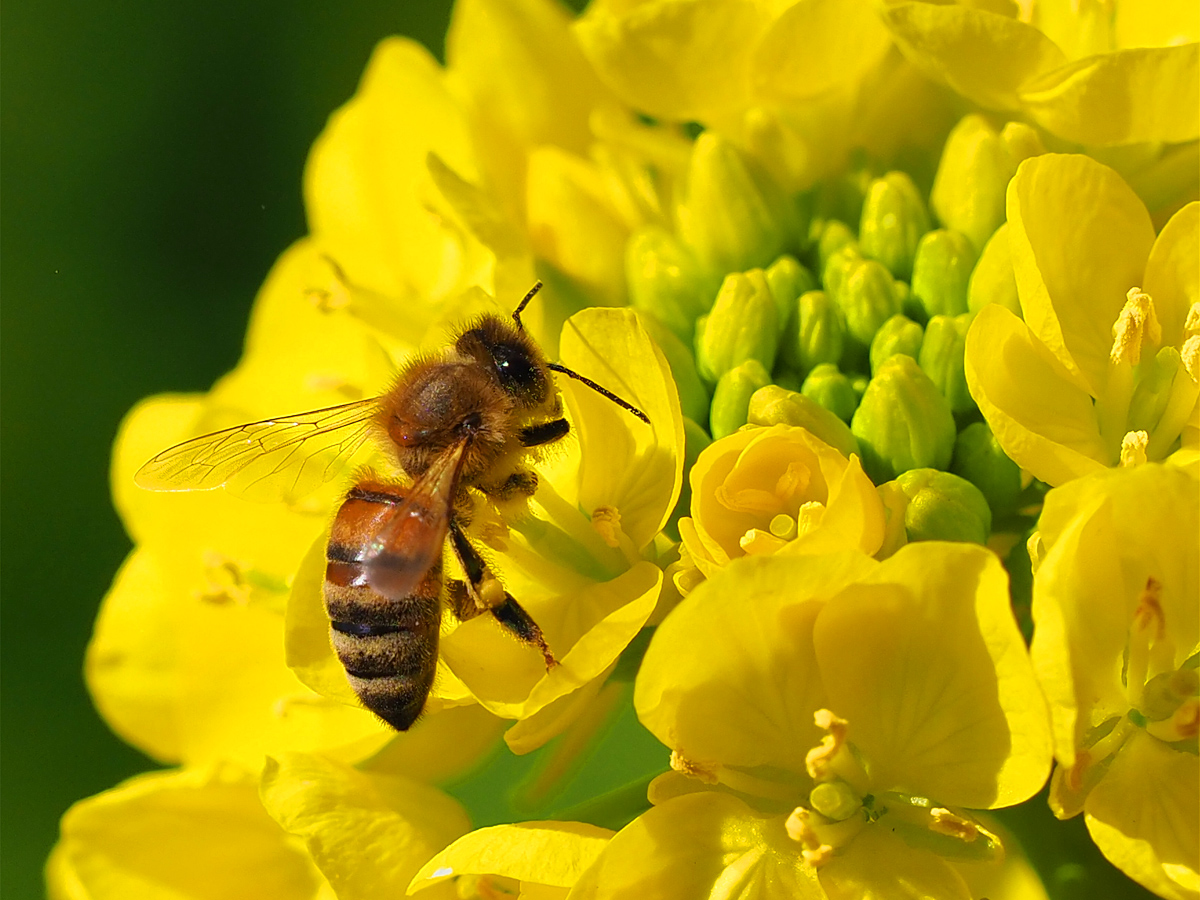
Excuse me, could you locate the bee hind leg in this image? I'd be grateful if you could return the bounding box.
[448,521,557,669]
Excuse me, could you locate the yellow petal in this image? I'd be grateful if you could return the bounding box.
[881,2,1067,111]
[559,308,685,549]
[965,304,1109,486]
[361,704,507,784]
[574,0,766,121]
[636,552,876,775]
[1007,154,1155,396]
[261,752,469,900]
[440,562,661,721]
[409,821,614,892]
[1085,731,1199,900]
[1021,44,1200,145]
[1143,201,1199,349]
[751,0,892,102]
[50,766,323,900]
[814,542,1053,809]
[819,823,971,900]
[568,792,824,899]
[305,38,485,309]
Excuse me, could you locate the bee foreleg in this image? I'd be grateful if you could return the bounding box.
[519,418,569,447]
[448,521,557,668]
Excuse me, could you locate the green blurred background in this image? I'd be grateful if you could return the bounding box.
[1,3,454,896]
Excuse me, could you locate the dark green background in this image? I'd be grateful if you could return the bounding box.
[1,4,454,896]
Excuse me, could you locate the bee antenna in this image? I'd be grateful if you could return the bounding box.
[511,281,544,331]
[546,362,651,424]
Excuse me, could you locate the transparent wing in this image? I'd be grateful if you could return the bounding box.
[134,398,378,501]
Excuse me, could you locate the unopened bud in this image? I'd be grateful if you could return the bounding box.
[766,254,817,333]
[967,223,1021,317]
[837,257,903,352]
[747,384,859,459]
[695,269,779,384]
[919,314,975,415]
[911,230,976,319]
[931,115,1010,252]
[817,220,859,273]
[950,421,1022,517]
[711,359,773,439]
[892,468,992,544]
[626,226,715,344]
[851,354,956,482]
[821,244,861,305]
[678,132,794,278]
[780,289,845,374]
[871,314,924,375]
[801,364,858,423]
[859,171,931,280]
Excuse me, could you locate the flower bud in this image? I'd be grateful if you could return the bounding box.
[859,171,930,280]
[950,421,1022,518]
[836,257,903,353]
[765,254,816,332]
[918,314,974,415]
[870,314,924,375]
[801,364,857,422]
[821,245,860,305]
[850,354,956,483]
[929,115,1010,253]
[678,132,795,278]
[636,312,712,426]
[747,384,859,459]
[892,468,992,544]
[780,289,845,374]
[626,226,715,344]
[695,269,779,384]
[817,220,858,273]
[967,223,1021,317]
[710,359,773,439]
[911,229,976,318]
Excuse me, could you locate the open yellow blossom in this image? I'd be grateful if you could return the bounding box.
[678,424,885,579]
[966,154,1199,486]
[1029,461,1199,899]
[580,544,1053,899]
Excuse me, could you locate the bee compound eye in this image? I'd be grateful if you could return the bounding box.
[492,343,537,391]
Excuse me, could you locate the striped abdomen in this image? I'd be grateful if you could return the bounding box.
[324,480,442,731]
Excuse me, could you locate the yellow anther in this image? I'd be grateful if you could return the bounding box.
[1184,301,1200,335]
[784,807,834,868]
[1110,288,1161,366]
[477,574,507,610]
[1120,430,1149,466]
[739,528,788,555]
[806,709,850,780]
[591,506,624,549]
[795,501,827,538]
[775,461,812,506]
[669,750,720,784]
[1132,577,1165,639]
[929,808,980,842]
[1027,531,1044,574]
[1182,336,1200,381]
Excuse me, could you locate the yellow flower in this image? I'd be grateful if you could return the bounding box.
[591,544,1053,899]
[678,424,885,578]
[1029,461,1199,899]
[881,0,1199,147]
[966,153,1199,486]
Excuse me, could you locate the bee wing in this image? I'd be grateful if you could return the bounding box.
[134,398,378,501]
[361,438,469,600]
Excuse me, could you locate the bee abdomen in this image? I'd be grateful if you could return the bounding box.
[324,481,443,731]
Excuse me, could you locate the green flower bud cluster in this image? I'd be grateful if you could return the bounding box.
[615,114,1035,542]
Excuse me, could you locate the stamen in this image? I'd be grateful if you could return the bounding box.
[1126,577,1164,706]
[669,750,719,784]
[591,506,624,549]
[928,808,980,842]
[1147,698,1199,742]
[805,709,850,780]
[1110,288,1161,366]
[795,501,826,538]
[1119,430,1149,466]
[785,807,834,868]
[739,528,788,555]
[1184,301,1200,335]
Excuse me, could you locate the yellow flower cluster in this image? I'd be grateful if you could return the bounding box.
[56,1,1197,898]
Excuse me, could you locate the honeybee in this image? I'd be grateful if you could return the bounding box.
[136,283,649,730]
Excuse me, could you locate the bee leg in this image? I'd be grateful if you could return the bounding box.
[449,521,557,668]
[519,418,569,447]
